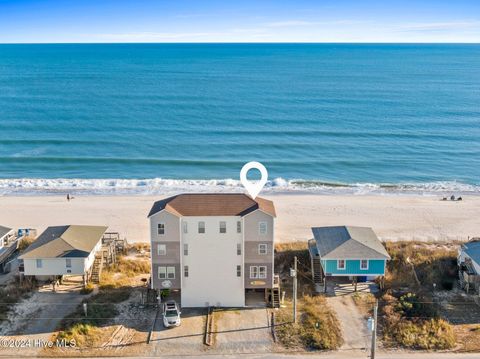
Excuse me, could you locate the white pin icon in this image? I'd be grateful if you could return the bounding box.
[240,161,268,199]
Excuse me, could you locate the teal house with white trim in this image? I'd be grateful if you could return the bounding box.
[308,226,390,291]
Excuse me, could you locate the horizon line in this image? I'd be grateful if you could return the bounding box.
[1,41,479,45]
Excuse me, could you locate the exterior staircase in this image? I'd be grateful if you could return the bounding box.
[271,274,281,308]
[90,254,104,284]
[271,287,280,308]
[312,257,323,283]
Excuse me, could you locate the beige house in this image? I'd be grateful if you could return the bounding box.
[148,193,277,307]
[20,225,107,282]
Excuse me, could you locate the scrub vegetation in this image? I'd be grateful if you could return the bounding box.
[380,241,458,350]
[275,296,343,350]
[54,247,150,348]
[381,293,455,349]
[0,278,34,323]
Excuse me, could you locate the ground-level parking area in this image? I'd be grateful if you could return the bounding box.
[150,296,274,355]
[150,307,207,356]
[214,307,273,354]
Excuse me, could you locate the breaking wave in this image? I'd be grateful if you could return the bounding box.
[0,178,479,196]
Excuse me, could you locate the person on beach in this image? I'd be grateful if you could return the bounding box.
[67,193,70,202]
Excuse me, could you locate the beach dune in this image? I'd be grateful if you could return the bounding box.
[0,194,478,243]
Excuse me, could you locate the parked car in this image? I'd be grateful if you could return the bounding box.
[163,300,181,328]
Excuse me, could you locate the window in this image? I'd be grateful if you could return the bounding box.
[360,259,369,270]
[236,265,241,277]
[183,221,188,234]
[237,221,242,233]
[337,260,346,270]
[183,243,189,256]
[250,266,258,279]
[237,243,242,255]
[36,259,42,268]
[259,222,267,235]
[158,267,166,279]
[259,266,267,279]
[66,258,72,268]
[158,266,175,279]
[157,244,166,256]
[157,223,165,235]
[184,265,189,277]
[250,266,267,279]
[167,266,175,279]
[219,221,227,234]
[198,221,205,234]
[258,244,267,255]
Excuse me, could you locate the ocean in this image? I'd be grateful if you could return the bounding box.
[0,43,479,195]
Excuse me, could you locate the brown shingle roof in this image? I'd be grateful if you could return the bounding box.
[148,193,276,218]
[20,225,108,259]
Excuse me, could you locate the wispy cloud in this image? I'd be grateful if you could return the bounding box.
[264,19,368,28]
[93,32,219,41]
[398,21,480,32]
[265,20,318,27]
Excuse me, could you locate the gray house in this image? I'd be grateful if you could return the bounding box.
[309,226,390,292]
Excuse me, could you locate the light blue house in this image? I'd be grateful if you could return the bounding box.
[308,226,390,291]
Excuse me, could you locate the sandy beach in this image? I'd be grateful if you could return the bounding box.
[0,194,478,243]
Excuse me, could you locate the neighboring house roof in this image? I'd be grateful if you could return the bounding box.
[0,225,13,238]
[148,193,276,218]
[20,225,107,259]
[311,226,390,260]
[462,240,480,266]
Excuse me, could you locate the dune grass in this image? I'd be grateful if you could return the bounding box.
[380,241,458,350]
[381,293,455,350]
[275,296,343,350]
[55,289,131,347]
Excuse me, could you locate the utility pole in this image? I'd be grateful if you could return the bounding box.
[293,256,298,324]
[371,299,378,359]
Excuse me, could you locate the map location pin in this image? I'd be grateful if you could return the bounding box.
[240,161,268,199]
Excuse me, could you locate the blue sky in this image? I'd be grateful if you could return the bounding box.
[0,0,479,43]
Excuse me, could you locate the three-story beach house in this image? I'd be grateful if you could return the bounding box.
[148,193,277,307]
